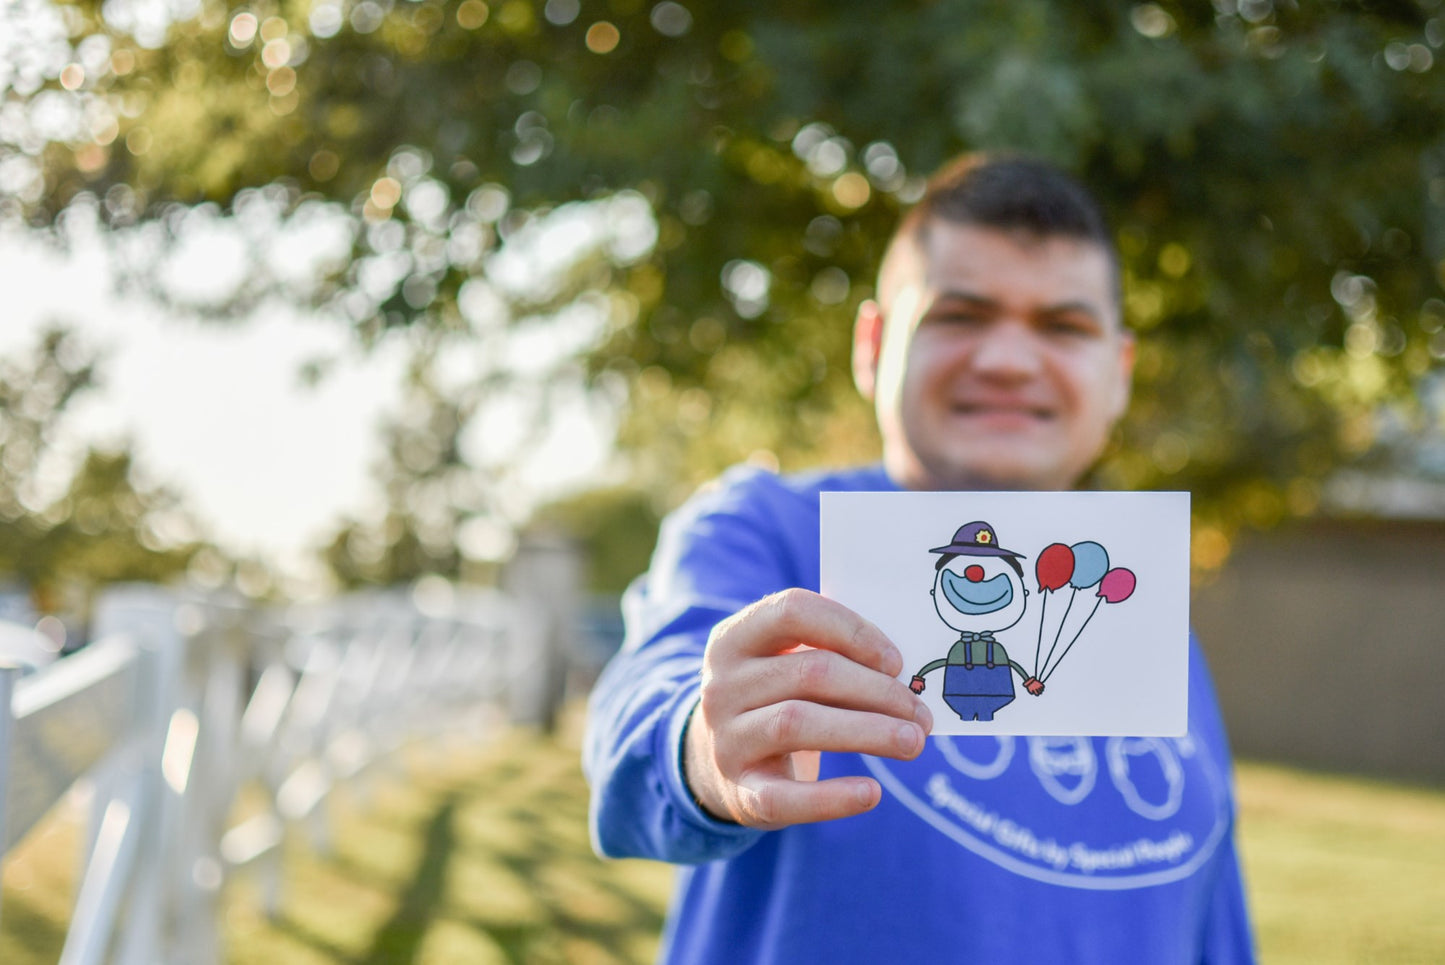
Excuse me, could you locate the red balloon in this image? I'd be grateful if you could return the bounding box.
[1036,543,1074,592]
[1097,567,1136,604]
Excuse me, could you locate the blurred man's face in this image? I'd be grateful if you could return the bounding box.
[855,221,1134,492]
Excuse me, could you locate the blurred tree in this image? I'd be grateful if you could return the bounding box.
[5,0,1445,571]
[323,337,472,586]
[0,328,207,615]
[530,484,662,593]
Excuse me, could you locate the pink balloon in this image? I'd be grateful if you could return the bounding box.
[1097,568,1136,604]
[1036,543,1074,592]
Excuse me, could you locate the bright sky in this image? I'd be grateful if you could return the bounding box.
[2,188,639,590]
[2,228,411,565]
[2,230,616,587]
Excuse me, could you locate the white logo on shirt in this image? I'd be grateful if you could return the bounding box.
[862,734,1229,890]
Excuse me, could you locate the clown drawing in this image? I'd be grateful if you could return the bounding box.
[909,521,1045,721]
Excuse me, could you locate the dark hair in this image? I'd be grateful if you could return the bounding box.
[935,552,1025,581]
[911,154,1113,249]
[879,153,1120,309]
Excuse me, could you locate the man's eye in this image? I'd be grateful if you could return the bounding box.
[1043,317,1097,336]
[930,312,985,326]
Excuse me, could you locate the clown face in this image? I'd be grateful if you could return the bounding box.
[931,553,1028,634]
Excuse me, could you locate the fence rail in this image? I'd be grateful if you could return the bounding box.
[0,542,592,963]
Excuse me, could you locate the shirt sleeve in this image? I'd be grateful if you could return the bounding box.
[1200,833,1257,964]
[582,466,800,864]
[1190,636,1258,964]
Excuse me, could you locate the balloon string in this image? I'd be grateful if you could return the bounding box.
[1033,590,1048,678]
[1038,589,1076,681]
[1042,597,1103,683]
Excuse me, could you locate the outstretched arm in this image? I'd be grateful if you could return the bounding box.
[583,468,930,864]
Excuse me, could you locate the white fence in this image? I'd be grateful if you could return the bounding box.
[0,554,585,963]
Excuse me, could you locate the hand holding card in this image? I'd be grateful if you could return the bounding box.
[681,588,933,828]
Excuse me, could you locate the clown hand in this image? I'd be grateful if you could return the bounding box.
[910,675,926,695]
[1024,676,1044,696]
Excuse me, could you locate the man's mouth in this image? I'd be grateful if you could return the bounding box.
[949,402,1054,423]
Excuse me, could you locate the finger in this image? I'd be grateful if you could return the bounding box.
[731,647,929,726]
[729,700,926,763]
[716,588,902,675]
[733,774,882,829]
[790,749,820,782]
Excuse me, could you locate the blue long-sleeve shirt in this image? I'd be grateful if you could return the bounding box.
[584,464,1255,964]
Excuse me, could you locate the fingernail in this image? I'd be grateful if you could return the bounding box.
[913,701,933,733]
[897,722,922,753]
[884,646,904,676]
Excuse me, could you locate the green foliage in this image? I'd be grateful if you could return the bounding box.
[322,343,473,587]
[531,485,662,593]
[6,0,1445,556]
[0,329,205,612]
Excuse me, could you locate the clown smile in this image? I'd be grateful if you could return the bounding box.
[940,569,1014,614]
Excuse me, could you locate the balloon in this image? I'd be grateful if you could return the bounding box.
[1069,541,1110,589]
[1036,543,1074,592]
[1097,568,1136,604]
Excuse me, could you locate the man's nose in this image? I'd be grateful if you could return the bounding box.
[965,565,985,582]
[971,320,1043,376]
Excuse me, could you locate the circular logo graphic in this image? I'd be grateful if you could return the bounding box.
[863,734,1230,890]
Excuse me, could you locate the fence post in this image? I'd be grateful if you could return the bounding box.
[6,579,526,959]
[89,585,205,965]
[171,599,248,964]
[502,531,582,732]
[0,662,18,934]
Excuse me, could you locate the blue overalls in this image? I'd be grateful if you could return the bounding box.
[942,640,1016,721]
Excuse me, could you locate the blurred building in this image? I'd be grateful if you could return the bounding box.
[1195,498,1445,784]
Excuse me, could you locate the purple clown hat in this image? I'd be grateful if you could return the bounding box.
[928,520,1026,559]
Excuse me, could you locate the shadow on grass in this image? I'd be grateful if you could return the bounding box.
[357,796,459,965]
[370,738,668,963]
[0,892,70,965]
[267,914,359,964]
[224,733,673,965]
[484,851,667,961]
[471,798,668,962]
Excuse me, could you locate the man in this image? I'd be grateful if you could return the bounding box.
[584,155,1254,963]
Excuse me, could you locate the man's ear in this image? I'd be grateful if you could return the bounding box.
[853,299,885,401]
[1112,331,1137,421]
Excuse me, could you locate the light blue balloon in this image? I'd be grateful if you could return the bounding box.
[1069,541,1110,589]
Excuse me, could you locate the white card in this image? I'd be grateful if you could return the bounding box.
[821,491,1189,736]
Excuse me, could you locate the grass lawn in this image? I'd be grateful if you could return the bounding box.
[4,722,1443,963]
[1234,759,1445,964]
[224,723,674,965]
